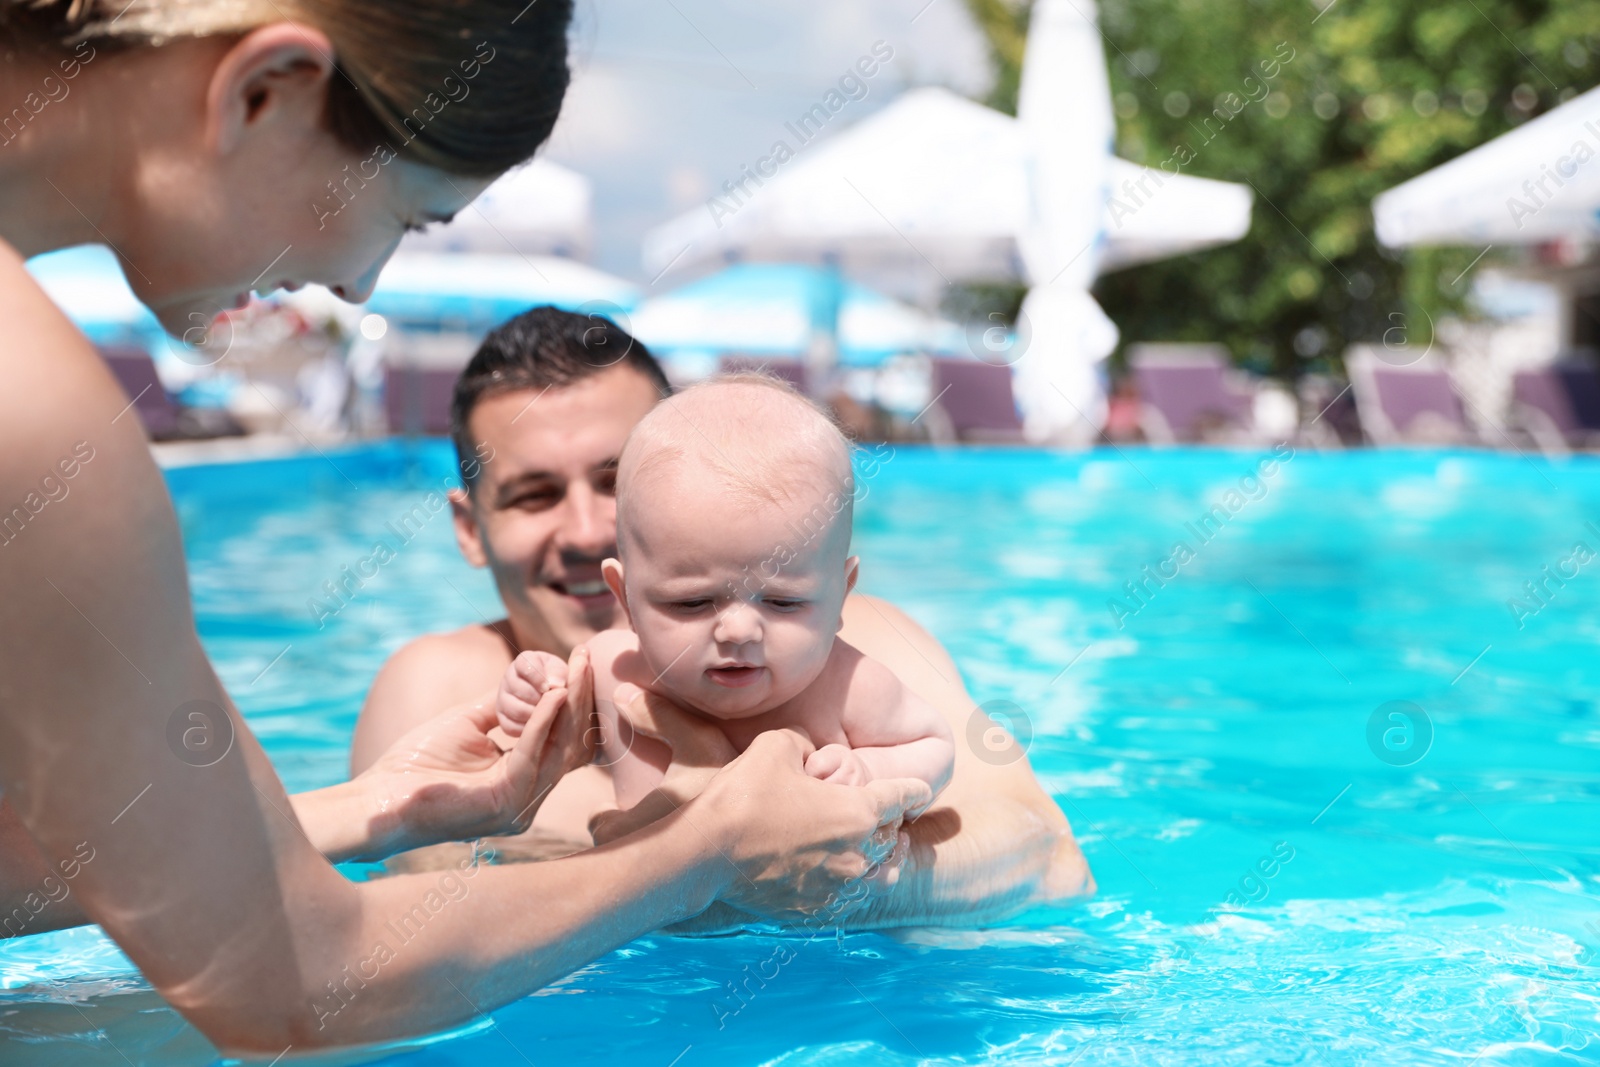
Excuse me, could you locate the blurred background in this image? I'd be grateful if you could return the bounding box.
[28,0,1600,456]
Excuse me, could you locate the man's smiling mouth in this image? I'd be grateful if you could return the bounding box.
[550,579,609,598]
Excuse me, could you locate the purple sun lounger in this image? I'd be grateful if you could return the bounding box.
[385,364,458,436]
[97,346,183,440]
[925,358,1025,443]
[1510,361,1600,451]
[1346,346,1471,446]
[1128,344,1255,444]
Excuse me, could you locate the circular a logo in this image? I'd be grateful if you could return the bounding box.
[161,303,237,368]
[965,307,1032,367]
[1365,700,1433,767]
[1376,308,1434,368]
[166,700,235,767]
[574,300,635,369]
[966,699,1033,766]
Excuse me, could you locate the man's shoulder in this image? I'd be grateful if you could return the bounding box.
[384,622,516,679]
[352,622,518,773]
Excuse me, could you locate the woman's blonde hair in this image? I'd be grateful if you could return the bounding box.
[0,0,571,176]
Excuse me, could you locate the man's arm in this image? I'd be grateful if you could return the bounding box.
[835,594,1094,927]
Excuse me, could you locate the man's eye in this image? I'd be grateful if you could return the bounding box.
[509,490,561,511]
[594,471,618,495]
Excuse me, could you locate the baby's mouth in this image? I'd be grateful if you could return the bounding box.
[706,665,765,688]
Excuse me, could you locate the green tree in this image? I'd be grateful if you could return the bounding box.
[960,0,1600,379]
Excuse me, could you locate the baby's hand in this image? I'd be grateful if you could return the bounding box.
[804,743,872,786]
[497,650,569,738]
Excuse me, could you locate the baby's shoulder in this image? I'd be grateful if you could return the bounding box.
[584,628,639,659]
[583,628,648,684]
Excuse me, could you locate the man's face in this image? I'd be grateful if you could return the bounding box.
[451,366,662,656]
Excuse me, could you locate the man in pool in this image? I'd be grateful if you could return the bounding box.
[498,376,956,815]
[351,307,1093,925]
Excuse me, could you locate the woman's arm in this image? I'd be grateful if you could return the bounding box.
[0,254,926,1052]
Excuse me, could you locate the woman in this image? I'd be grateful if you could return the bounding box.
[0,1,927,1054]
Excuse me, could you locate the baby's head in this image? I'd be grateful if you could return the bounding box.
[601,374,858,719]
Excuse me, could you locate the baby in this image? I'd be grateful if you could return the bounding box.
[496,375,954,817]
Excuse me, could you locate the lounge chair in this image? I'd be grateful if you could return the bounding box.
[718,355,809,394]
[923,357,1025,444]
[384,364,458,436]
[1128,344,1256,444]
[97,346,183,440]
[1509,361,1600,452]
[1345,345,1470,445]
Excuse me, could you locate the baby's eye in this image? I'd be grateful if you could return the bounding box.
[765,599,806,612]
[671,599,713,613]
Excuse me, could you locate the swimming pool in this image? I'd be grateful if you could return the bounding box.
[3,441,1597,1065]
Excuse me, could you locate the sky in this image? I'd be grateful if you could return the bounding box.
[536,0,993,285]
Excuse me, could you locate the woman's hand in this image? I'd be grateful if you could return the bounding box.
[591,682,930,924]
[352,647,596,857]
[588,681,737,845]
[692,730,930,924]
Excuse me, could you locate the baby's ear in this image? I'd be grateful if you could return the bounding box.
[842,555,861,609]
[602,558,630,622]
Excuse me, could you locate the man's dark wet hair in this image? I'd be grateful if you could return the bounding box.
[451,305,671,490]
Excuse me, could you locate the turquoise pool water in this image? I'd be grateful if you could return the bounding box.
[3,442,1598,1065]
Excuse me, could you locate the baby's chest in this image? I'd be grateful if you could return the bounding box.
[716,709,850,753]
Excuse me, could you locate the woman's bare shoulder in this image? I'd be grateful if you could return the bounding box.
[0,237,64,327]
[0,239,132,484]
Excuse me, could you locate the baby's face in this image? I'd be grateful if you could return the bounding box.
[606,466,855,720]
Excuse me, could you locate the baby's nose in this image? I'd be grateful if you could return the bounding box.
[713,601,762,645]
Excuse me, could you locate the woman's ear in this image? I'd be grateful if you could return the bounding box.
[205,23,338,155]
[449,488,488,568]
[602,558,631,625]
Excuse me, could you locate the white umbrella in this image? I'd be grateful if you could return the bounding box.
[629,263,962,367]
[639,93,1253,295]
[639,0,1251,445]
[359,252,639,326]
[1374,86,1600,247]
[399,158,594,259]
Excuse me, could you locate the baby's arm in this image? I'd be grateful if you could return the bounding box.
[497,650,569,737]
[807,655,955,807]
